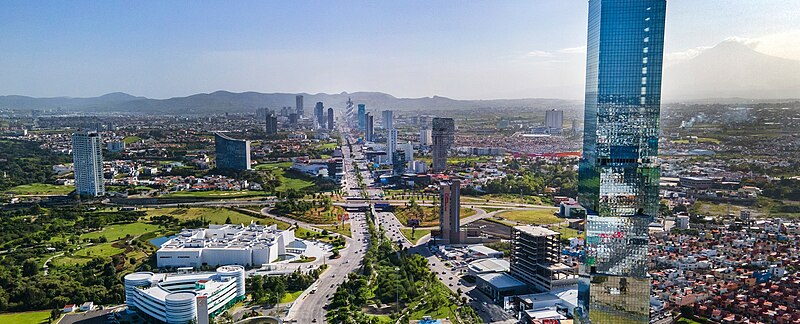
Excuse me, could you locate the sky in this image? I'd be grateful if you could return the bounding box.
[0,0,798,100]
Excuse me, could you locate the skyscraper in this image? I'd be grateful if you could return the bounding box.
[576,1,666,322]
[265,112,278,136]
[387,128,398,165]
[295,95,304,118]
[365,113,374,142]
[327,107,334,130]
[382,110,394,130]
[315,102,325,128]
[419,129,432,146]
[72,131,105,196]
[215,132,252,170]
[357,104,366,131]
[438,179,461,244]
[431,118,454,173]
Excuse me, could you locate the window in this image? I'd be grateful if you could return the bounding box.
[641,77,647,85]
[643,57,648,64]
[644,27,650,32]
[642,67,647,74]
[644,37,649,43]
[643,47,649,53]
[641,87,647,95]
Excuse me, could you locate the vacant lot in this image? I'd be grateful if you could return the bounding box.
[6,183,73,195]
[496,209,560,225]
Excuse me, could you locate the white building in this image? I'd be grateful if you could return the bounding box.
[676,215,690,229]
[387,128,398,165]
[402,142,414,168]
[72,131,105,196]
[545,109,564,132]
[419,129,432,146]
[157,224,297,268]
[124,265,246,324]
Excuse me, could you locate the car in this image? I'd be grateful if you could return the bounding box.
[312,319,317,323]
[449,283,453,286]
[449,277,453,280]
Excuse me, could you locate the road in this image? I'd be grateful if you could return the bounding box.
[285,131,372,323]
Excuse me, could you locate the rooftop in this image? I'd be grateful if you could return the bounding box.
[515,225,559,237]
[478,272,527,290]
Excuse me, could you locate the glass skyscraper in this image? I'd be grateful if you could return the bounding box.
[576,0,666,322]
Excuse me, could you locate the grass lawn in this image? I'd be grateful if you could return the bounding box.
[282,206,346,225]
[123,136,142,144]
[365,315,394,324]
[274,169,315,192]
[55,242,125,266]
[480,207,506,213]
[400,228,431,245]
[145,207,285,227]
[280,290,304,304]
[552,224,581,239]
[81,222,160,241]
[497,209,560,225]
[254,161,293,170]
[466,193,547,205]
[677,319,704,324]
[162,190,266,199]
[460,207,477,219]
[6,183,73,195]
[318,142,338,150]
[0,310,53,324]
[318,223,351,237]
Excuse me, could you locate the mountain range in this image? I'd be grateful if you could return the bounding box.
[1,40,797,114]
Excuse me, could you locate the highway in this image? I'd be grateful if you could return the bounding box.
[285,131,372,323]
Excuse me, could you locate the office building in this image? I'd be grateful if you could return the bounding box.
[545,109,564,132]
[431,118,455,173]
[365,113,374,142]
[124,265,245,324]
[387,128,398,165]
[265,112,278,136]
[314,102,325,128]
[510,226,577,293]
[295,95,304,117]
[576,1,667,322]
[72,131,105,196]
[327,107,334,130]
[107,141,125,152]
[439,179,462,244]
[392,150,406,175]
[382,110,394,130]
[357,104,366,131]
[156,223,299,268]
[288,113,298,125]
[214,132,251,170]
[419,129,433,146]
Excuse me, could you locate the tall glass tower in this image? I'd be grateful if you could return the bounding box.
[576,0,666,322]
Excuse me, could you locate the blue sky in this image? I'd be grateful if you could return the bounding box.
[0,0,798,99]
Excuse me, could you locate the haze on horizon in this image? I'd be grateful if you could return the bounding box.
[0,0,798,101]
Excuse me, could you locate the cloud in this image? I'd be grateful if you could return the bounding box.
[558,46,586,54]
[526,50,554,58]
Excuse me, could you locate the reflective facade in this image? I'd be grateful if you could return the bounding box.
[357,104,366,131]
[215,132,251,170]
[577,0,666,322]
[431,117,454,173]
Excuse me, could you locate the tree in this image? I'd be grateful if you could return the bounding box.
[225,216,232,224]
[22,259,38,277]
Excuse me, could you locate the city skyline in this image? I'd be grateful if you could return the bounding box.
[0,1,797,100]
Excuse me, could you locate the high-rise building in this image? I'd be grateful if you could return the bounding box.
[545,109,564,132]
[382,110,394,130]
[265,112,278,136]
[314,102,325,128]
[365,113,374,142]
[327,107,334,130]
[387,128,398,165]
[576,1,667,322]
[288,113,298,125]
[403,142,414,168]
[419,129,432,146]
[509,226,577,293]
[438,179,461,244]
[295,95,304,117]
[215,132,251,170]
[72,131,105,196]
[431,118,455,173]
[256,107,268,119]
[357,104,366,131]
[392,150,406,175]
